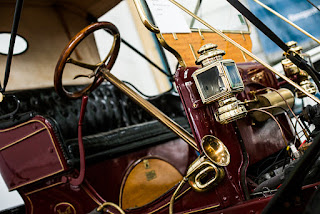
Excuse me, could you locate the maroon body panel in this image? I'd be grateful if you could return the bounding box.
[0,116,68,190]
[0,62,314,214]
[175,65,247,207]
[175,62,294,166]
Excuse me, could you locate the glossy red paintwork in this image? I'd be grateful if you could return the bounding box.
[0,115,68,190]
[20,180,104,214]
[0,62,315,213]
[175,65,248,207]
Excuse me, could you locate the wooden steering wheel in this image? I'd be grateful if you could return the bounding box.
[54,22,120,99]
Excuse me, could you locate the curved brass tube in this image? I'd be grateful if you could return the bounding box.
[97,202,125,214]
[169,178,187,214]
[168,0,320,105]
[133,0,160,33]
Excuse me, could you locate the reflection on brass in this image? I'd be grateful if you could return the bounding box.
[143,159,150,169]
[253,0,320,45]
[169,178,187,214]
[97,202,125,214]
[168,0,320,104]
[100,67,198,151]
[186,155,225,192]
[157,33,187,67]
[281,43,317,98]
[66,57,97,71]
[189,44,197,61]
[248,88,294,122]
[120,158,183,210]
[133,0,250,67]
[146,170,157,181]
[201,135,230,166]
[53,202,76,214]
[173,33,178,40]
[133,0,160,33]
[198,28,205,40]
[133,0,250,34]
[98,34,120,66]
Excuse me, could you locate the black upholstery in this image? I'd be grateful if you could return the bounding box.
[0,82,189,162]
[1,82,186,139]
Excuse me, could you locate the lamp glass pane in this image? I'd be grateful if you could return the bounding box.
[196,66,226,99]
[224,62,243,89]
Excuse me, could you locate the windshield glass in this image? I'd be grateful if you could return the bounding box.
[144,0,249,33]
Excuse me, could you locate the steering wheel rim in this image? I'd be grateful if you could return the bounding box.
[54,22,120,99]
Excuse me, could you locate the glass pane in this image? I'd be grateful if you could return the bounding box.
[142,0,249,33]
[224,62,243,89]
[177,0,249,32]
[196,66,226,99]
[0,33,28,55]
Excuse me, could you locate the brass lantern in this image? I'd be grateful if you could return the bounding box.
[192,43,247,124]
[282,41,316,98]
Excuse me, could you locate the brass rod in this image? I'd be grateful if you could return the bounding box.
[101,68,199,151]
[252,0,320,45]
[168,0,320,105]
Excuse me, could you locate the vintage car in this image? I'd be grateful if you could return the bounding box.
[1,0,320,213]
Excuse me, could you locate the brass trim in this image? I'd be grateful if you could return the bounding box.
[133,0,250,67]
[0,127,46,151]
[189,44,197,61]
[147,187,192,214]
[1,119,66,191]
[119,156,183,208]
[54,202,76,214]
[198,29,205,40]
[133,0,160,33]
[81,184,103,206]
[157,33,187,67]
[168,0,320,105]
[190,27,251,34]
[10,170,65,191]
[97,202,125,214]
[25,181,64,196]
[133,0,250,34]
[184,204,220,214]
[253,0,320,45]
[101,68,198,151]
[25,195,34,214]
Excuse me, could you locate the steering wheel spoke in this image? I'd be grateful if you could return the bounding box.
[66,57,98,71]
[54,22,120,99]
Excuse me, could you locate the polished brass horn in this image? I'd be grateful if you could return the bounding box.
[201,135,230,167]
[186,156,225,192]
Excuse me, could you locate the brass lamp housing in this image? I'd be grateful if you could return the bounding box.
[282,41,316,98]
[192,59,244,104]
